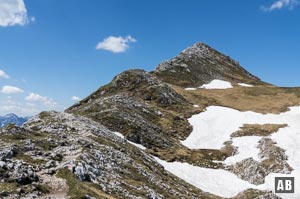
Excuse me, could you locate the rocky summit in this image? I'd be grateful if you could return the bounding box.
[154,42,263,87]
[1,42,300,199]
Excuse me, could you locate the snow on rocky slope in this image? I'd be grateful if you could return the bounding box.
[156,106,300,199]
[1,110,218,198]
[155,157,257,198]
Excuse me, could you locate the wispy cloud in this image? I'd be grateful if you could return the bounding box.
[0,69,9,79]
[1,85,24,94]
[0,69,59,116]
[71,96,81,101]
[25,92,57,106]
[261,0,300,12]
[96,35,136,53]
[1,104,39,116]
[0,0,34,27]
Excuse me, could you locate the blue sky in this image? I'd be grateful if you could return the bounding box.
[0,0,300,116]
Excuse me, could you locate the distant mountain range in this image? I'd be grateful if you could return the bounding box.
[0,113,30,128]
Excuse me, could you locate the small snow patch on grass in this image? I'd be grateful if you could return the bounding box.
[200,79,233,89]
[238,83,253,87]
[185,88,197,91]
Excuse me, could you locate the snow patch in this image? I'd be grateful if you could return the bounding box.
[178,106,300,199]
[200,79,233,89]
[184,88,197,91]
[112,131,125,139]
[155,157,256,198]
[238,83,253,87]
[128,141,146,150]
[182,106,279,150]
[224,136,261,165]
[112,131,146,150]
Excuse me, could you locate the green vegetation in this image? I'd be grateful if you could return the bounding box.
[231,124,288,137]
[35,184,51,194]
[35,139,58,151]
[3,123,16,130]
[0,182,18,193]
[233,189,268,199]
[14,153,46,165]
[1,131,49,142]
[57,168,114,199]
[244,87,279,96]
[39,111,51,119]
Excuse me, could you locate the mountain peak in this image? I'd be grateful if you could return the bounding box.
[154,42,262,87]
[0,113,28,128]
[180,42,212,58]
[3,113,18,118]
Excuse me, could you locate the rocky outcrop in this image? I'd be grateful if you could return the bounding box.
[155,42,262,87]
[69,69,188,109]
[66,69,193,150]
[0,111,220,198]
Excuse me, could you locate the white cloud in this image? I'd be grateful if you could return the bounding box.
[0,0,33,27]
[1,85,24,94]
[1,93,59,116]
[2,105,19,111]
[0,70,9,79]
[4,96,21,106]
[261,0,300,11]
[1,104,39,116]
[26,102,35,107]
[25,92,57,106]
[71,96,81,101]
[96,35,137,53]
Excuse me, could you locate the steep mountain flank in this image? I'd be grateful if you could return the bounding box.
[154,42,263,87]
[0,111,221,199]
[0,111,279,199]
[66,69,194,150]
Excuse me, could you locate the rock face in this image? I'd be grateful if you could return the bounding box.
[154,42,262,87]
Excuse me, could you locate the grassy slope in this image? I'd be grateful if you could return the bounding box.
[173,85,300,114]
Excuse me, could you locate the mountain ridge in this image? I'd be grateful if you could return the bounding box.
[1,42,299,198]
[0,113,29,128]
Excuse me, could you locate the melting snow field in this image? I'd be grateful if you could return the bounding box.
[155,157,256,198]
[200,79,233,89]
[157,106,300,199]
[224,136,261,165]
